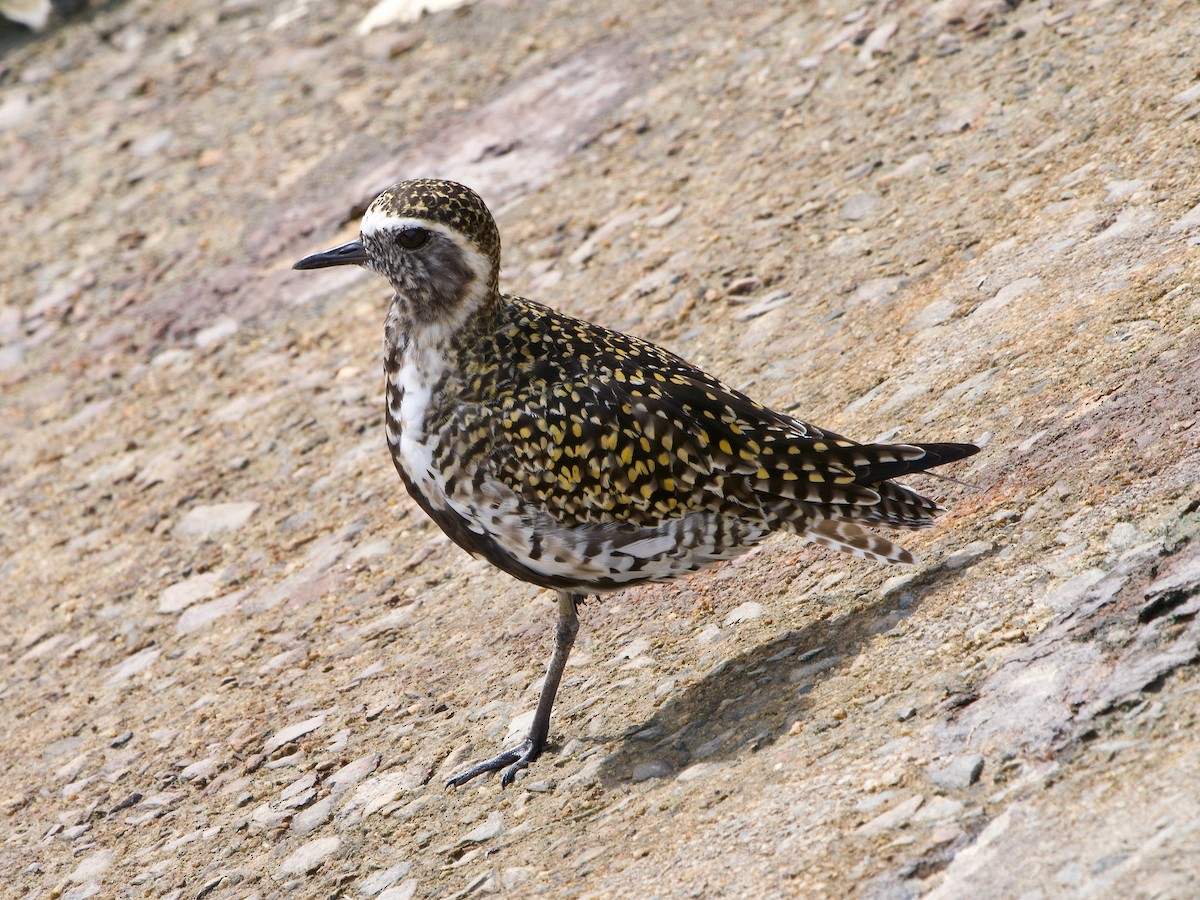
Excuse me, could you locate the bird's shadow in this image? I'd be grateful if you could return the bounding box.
[595,565,950,786]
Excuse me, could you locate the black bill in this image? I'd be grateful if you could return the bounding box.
[293,239,368,270]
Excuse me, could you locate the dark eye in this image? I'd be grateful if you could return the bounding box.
[396,227,430,250]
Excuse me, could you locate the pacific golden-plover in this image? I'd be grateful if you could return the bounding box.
[294,179,978,787]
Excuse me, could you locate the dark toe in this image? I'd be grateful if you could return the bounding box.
[446,738,540,789]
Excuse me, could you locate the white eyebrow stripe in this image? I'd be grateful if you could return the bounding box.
[360,210,461,240]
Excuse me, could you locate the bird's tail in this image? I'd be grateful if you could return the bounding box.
[771,439,979,564]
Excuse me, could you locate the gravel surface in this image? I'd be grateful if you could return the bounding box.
[2,0,1199,897]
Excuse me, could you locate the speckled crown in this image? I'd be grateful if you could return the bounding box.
[367,179,502,264]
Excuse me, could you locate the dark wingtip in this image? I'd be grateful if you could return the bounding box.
[856,441,980,483]
[913,441,981,467]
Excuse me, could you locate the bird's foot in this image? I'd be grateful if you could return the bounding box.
[446,737,542,789]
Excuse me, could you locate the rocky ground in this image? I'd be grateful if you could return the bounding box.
[2,0,1199,897]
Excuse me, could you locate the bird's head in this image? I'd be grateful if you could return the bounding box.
[294,179,502,328]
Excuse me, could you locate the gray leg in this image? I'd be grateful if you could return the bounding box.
[447,591,582,788]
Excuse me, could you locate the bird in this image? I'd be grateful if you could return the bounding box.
[293,179,979,788]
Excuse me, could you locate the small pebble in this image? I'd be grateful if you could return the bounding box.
[723,601,762,625]
[357,0,469,33]
[501,867,534,889]
[173,502,260,538]
[459,811,504,844]
[106,647,161,686]
[329,753,381,798]
[377,882,418,900]
[944,540,993,571]
[881,573,918,599]
[846,277,902,308]
[129,128,173,157]
[972,277,1041,320]
[909,298,956,330]
[726,276,761,296]
[264,716,326,755]
[179,758,218,782]
[927,754,984,790]
[194,317,239,349]
[840,192,880,221]
[359,862,412,896]
[341,771,421,822]
[735,290,791,322]
[676,763,712,782]
[157,572,222,614]
[1169,200,1200,233]
[913,795,965,822]
[857,795,924,835]
[290,797,334,837]
[280,772,317,801]
[1046,569,1105,612]
[646,204,683,228]
[69,850,114,883]
[176,591,245,635]
[631,760,672,782]
[1107,522,1141,551]
[276,836,341,878]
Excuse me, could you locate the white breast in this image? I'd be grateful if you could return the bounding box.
[387,351,448,513]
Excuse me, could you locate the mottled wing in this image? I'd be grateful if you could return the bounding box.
[483,365,727,527]
[482,336,930,532]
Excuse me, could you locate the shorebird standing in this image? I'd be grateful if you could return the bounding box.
[294,179,978,787]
